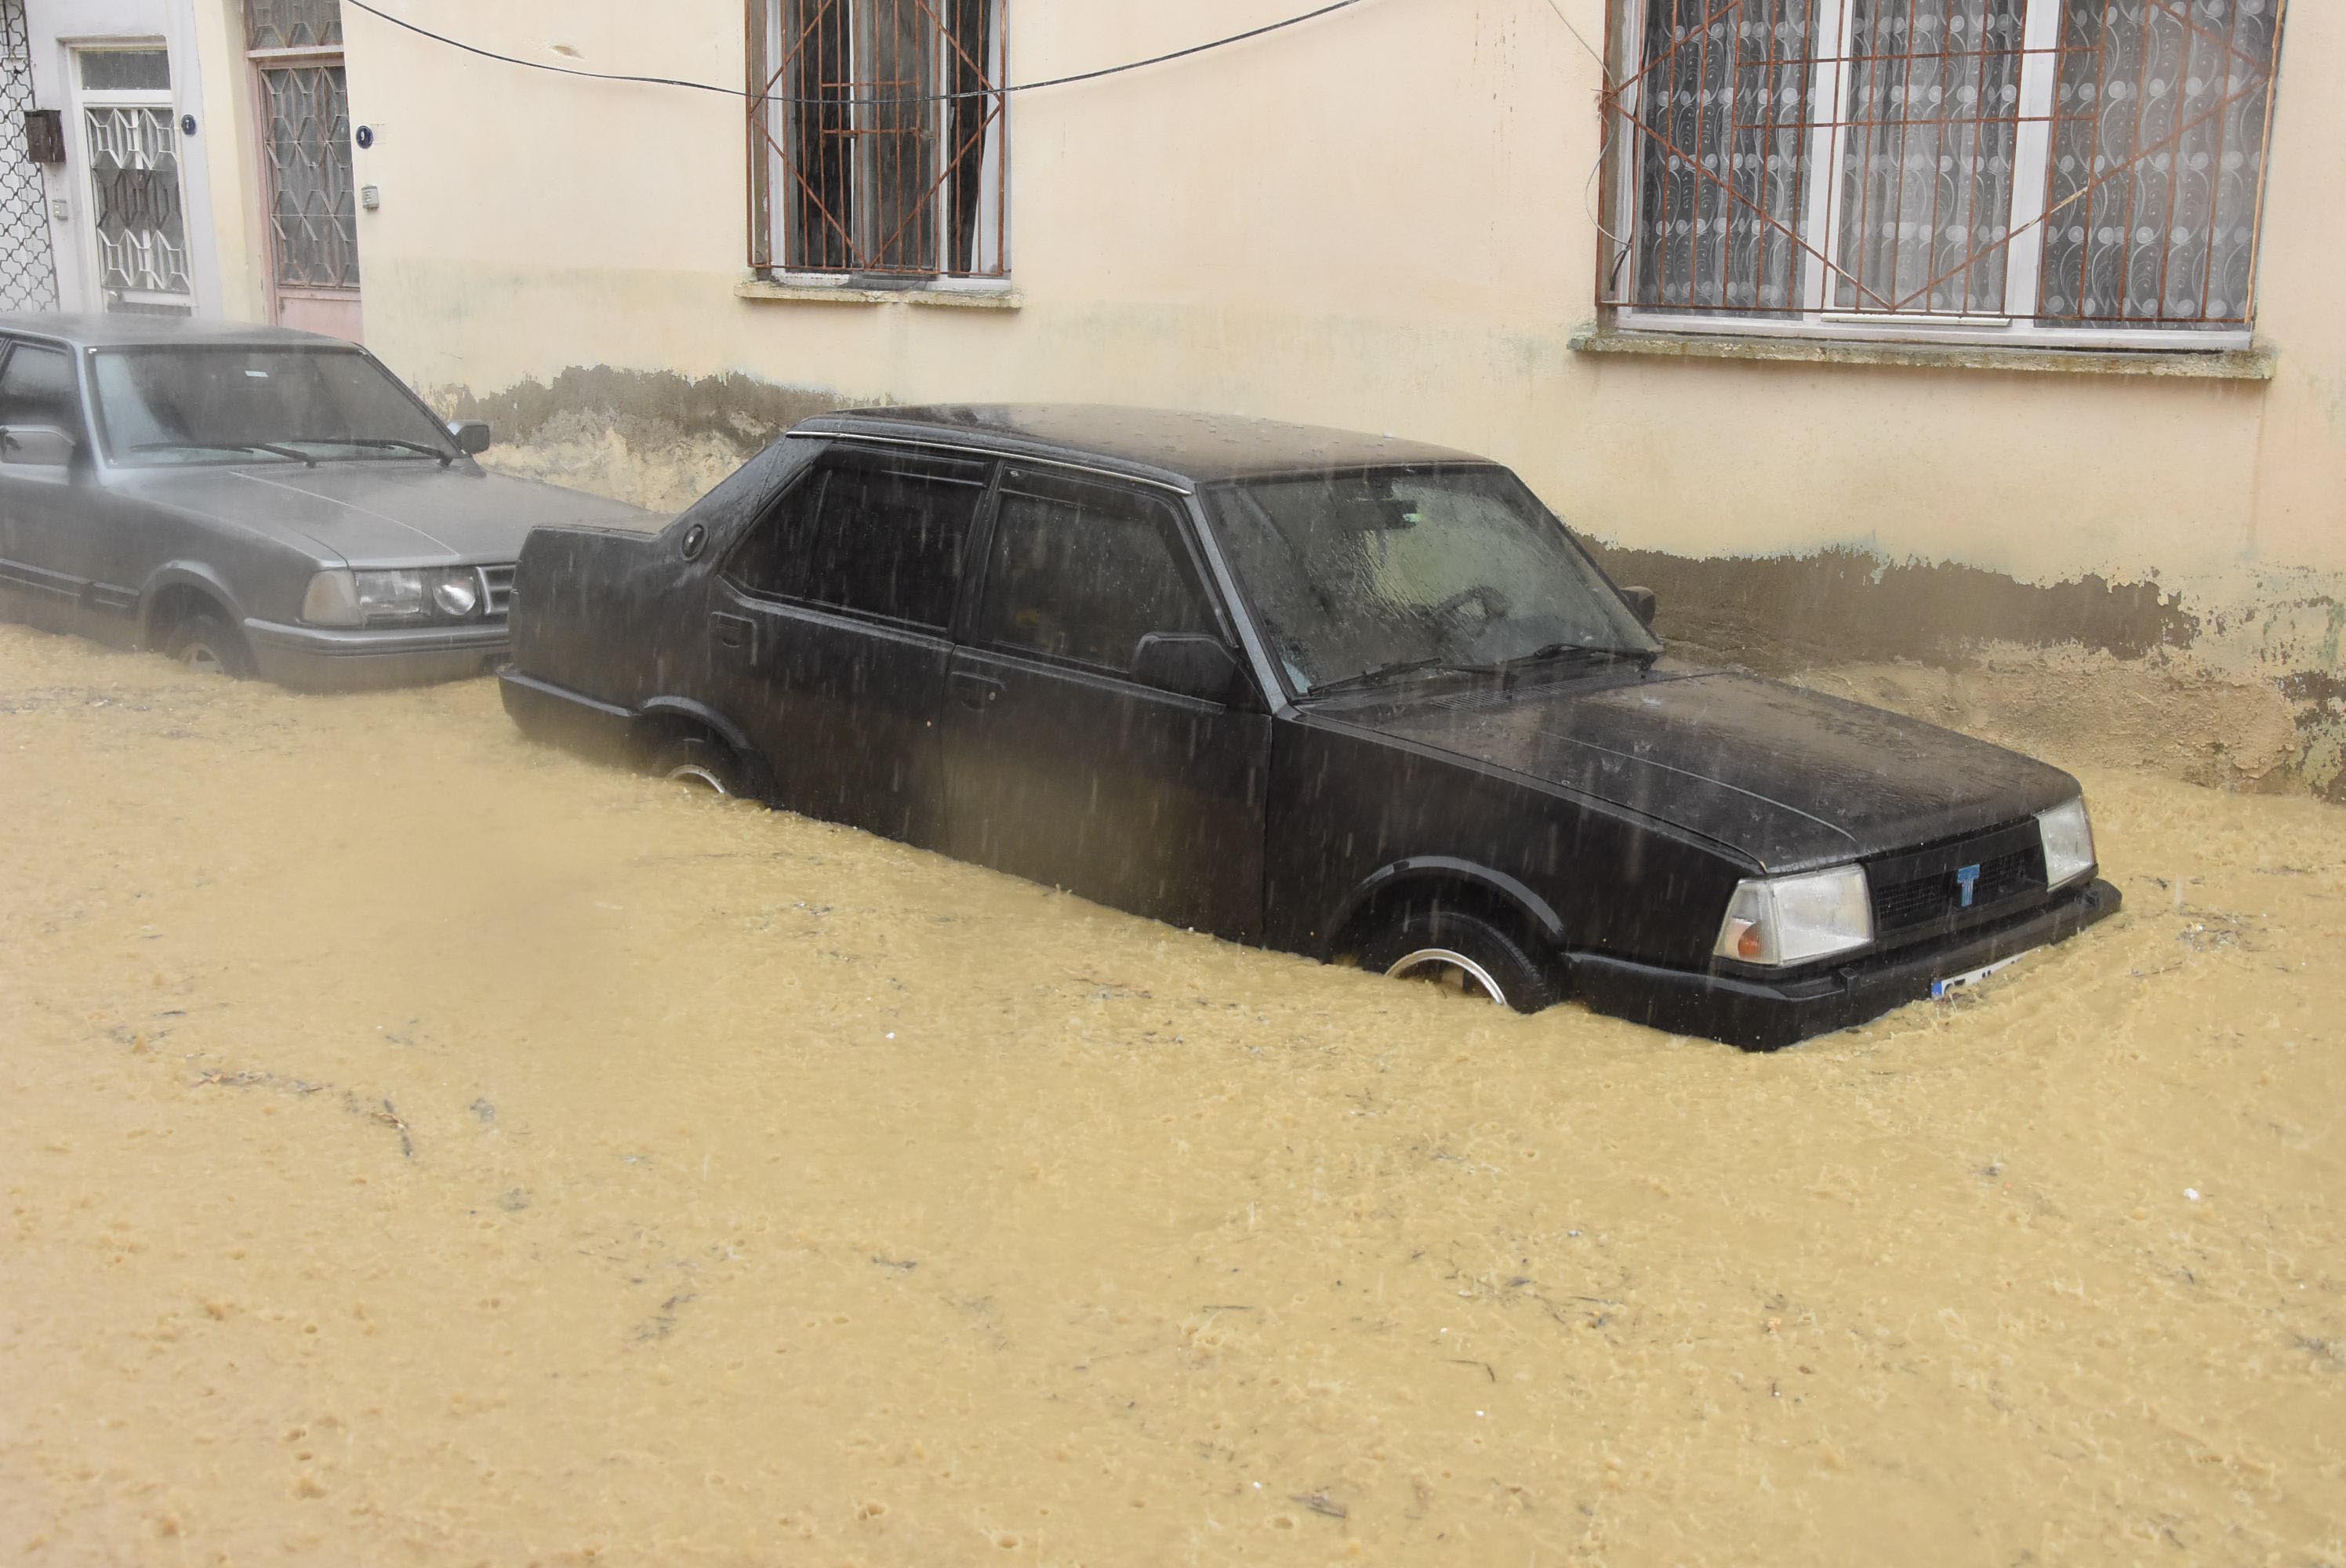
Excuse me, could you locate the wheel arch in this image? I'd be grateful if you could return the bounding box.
[630,697,760,771]
[1321,858,1567,961]
[137,564,246,652]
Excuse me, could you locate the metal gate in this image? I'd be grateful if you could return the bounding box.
[0,0,60,314]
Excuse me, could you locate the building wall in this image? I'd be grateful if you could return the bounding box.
[340,0,2345,791]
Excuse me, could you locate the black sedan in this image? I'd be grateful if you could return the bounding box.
[499,405,2119,1048]
[0,315,659,689]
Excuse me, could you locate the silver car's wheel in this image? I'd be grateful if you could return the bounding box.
[177,641,226,673]
[1383,947,1509,1006]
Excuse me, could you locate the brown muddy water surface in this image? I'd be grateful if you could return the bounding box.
[3,624,2344,1566]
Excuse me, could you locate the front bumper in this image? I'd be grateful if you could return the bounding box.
[1568,877,2123,1051]
[244,617,510,692]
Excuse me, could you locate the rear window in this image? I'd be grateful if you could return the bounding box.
[728,447,987,629]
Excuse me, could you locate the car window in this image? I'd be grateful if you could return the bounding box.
[723,466,826,601]
[794,449,987,629]
[974,477,1213,673]
[0,344,82,434]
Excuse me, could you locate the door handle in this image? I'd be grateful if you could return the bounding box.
[950,671,1004,710]
[710,612,755,656]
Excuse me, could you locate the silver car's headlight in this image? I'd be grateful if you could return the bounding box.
[1714,865,1875,967]
[303,568,481,626]
[2036,797,2097,890]
[354,568,430,622]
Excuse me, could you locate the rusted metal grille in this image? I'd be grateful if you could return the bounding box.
[1599,0,2286,338]
[747,0,1007,280]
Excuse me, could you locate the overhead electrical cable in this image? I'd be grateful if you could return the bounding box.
[342,0,1371,107]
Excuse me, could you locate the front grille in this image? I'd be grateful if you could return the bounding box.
[1869,832,2046,937]
[480,564,516,618]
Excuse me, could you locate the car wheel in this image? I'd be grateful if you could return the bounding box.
[164,611,254,679]
[1360,906,1563,1014]
[651,733,757,800]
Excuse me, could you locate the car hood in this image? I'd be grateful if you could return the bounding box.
[111,462,666,564]
[1335,664,2081,872]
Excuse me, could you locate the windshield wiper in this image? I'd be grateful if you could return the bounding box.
[1300,656,1503,699]
[1494,642,1656,683]
[129,440,314,467]
[326,437,455,467]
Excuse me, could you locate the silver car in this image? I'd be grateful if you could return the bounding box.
[0,315,659,689]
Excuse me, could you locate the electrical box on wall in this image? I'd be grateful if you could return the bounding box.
[24,110,64,165]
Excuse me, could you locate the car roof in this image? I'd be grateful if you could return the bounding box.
[0,312,357,351]
[794,404,1488,488]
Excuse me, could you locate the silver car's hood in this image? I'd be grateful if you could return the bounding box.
[110,461,667,564]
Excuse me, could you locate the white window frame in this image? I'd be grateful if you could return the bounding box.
[69,42,194,316]
[1607,0,2263,351]
[755,0,1008,290]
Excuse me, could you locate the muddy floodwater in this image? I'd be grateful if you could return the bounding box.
[3,624,2343,1566]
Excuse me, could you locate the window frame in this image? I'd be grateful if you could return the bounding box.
[745,0,1011,288]
[722,443,990,632]
[1603,0,2276,352]
[71,42,196,318]
[965,466,1226,681]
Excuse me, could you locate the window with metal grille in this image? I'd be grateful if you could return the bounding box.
[747,0,1008,281]
[1600,0,2286,347]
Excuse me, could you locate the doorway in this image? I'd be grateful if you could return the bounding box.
[245,0,359,339]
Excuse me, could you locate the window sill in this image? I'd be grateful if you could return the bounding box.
[735,277,1022,311]
[1567,328,2276,382]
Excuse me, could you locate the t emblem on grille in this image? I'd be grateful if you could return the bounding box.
[1956,864,1981,909]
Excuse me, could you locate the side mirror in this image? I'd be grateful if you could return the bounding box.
[1618,585,1658,628]
[0,425,83,470]
[448,419,493,456]
[1130,633,1243,704]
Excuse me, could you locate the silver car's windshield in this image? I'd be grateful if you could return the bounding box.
[91,346,458,467]
[1202,465,1660,697]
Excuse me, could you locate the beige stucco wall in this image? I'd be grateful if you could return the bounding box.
[338,0,2341,582]
[329,0,2344,786]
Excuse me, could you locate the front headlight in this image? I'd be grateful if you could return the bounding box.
[430,571,481,617]
[303,568,482,626]
[2036,797,2097,890]
[1714,865,1875,967]
[354,568,429,622]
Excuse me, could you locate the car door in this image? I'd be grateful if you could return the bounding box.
[0,339,112,631]
[706,441,987,848]
[943,467,1273,941]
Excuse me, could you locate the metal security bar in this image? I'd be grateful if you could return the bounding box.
[1600,0,2286,343]
[747,0,1008,280]
[0,0,60,313]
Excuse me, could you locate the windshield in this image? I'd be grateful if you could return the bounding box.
[1201,465,1660,696]
[91,346,457,466]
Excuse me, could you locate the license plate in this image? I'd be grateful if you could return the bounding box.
[1931,954,2024,1000]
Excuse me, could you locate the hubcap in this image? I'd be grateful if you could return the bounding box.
[179,641,223,674]
[1384,947,1508,1006]
[665,762,731,797]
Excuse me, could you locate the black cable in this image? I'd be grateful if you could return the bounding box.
[342,0,1367,107]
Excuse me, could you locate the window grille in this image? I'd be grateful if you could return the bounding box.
[747,0,1008,281]
[0,0,60,313]
[245,0,343,52]
[1599,0,2287,346]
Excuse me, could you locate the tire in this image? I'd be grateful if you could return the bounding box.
[162,610,254,678]
[649,732,758,800]
[1359,905,1563,1014]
